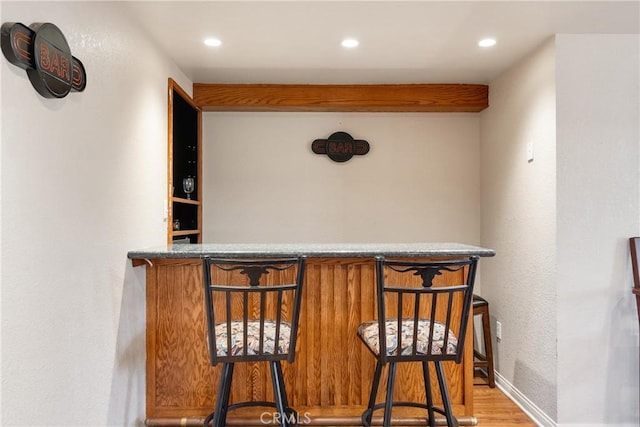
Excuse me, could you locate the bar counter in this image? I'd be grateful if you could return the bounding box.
[129,243,494,426]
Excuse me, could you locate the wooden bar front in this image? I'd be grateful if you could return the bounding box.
[143,257,475,426]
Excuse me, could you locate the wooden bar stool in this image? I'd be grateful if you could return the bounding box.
[629,238,640,328]
[473,294,495,387]
[628,237,640,413]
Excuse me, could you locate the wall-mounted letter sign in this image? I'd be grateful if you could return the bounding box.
[312,131,370,162]
[1,22,86,98]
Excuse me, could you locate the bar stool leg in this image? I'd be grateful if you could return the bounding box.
[383,362,397,427]
[270,361,295,426]
[480,306,495,387]
[362,361,383,427]
[422,361,437,427]
[210,363,234,427]
[435,361,458,427]
[474,303,496,388]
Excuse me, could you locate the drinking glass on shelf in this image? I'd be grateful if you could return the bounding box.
[183,177,195,200]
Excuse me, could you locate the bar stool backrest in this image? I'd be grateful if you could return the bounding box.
[202,257,306,366]
[374,256,478,364]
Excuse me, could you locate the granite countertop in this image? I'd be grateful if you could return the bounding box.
[128,242,495,260]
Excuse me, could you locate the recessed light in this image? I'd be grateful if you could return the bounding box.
[478,38,497,48]
[341,38,359,48]
[204,38,222,47]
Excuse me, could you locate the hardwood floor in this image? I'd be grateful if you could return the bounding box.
[218,385,538,426]
[473,385,537,426]
[182,382,538,426]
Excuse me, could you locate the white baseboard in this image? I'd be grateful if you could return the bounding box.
[494,370,557,427]
[494,371,638,427]
[556,425,638,427]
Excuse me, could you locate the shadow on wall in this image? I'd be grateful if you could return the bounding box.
[513,358,557,422]
[107,261,147,427]
[488,312,500,378]
[605,284,639,425]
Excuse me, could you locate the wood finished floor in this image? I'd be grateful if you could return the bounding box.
[221,385,538,426]
[472,385,537,426]
[197,379,537,427]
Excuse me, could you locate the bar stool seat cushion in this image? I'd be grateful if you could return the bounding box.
[473,294,489,308]
[213,320,292,356]
[358,318,458,357]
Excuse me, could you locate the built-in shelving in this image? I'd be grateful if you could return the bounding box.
[168,79,202,243]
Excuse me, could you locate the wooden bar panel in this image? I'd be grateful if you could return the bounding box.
[193,83,488,112]
[145,257,473,423]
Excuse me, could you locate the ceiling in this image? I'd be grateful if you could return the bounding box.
[124,1,639,85]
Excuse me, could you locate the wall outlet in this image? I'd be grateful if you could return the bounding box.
[496,321,502,340]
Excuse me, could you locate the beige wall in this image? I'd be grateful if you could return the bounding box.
[202,112,481,245]
[480,38,558,422]
[481,34,640,427]
[1,2,188,425]
[556,34,639,426]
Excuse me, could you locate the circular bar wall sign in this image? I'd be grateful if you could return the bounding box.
[312,131,370,162]
[1,22,86,98]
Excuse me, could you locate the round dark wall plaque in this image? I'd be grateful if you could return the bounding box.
[312,131,370,162]
[30,23,74,98]
[1,22,86,98]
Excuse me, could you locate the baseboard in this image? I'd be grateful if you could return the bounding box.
[495,371,638,427]
[494,370,557,427]
[556,425,638,427]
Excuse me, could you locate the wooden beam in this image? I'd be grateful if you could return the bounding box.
[193,83,488,112]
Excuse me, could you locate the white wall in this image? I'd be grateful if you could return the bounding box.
[480,38,558,422]
[556,34,640,426]
[481,33,640,427]
[1,2,191,425]
[202,112,481,244]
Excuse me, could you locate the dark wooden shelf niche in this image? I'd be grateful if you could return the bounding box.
[168,79,202,243]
